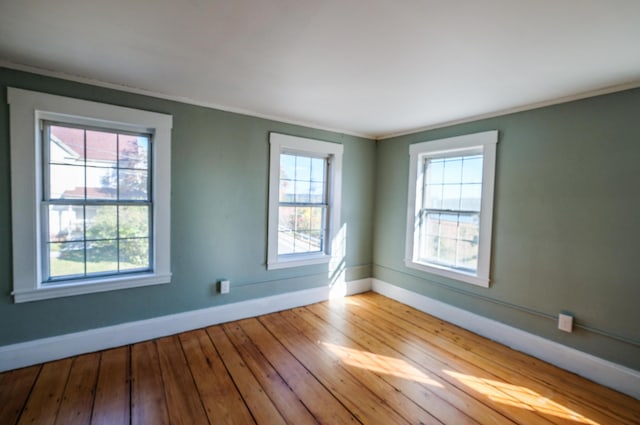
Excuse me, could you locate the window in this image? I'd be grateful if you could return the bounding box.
[267,133,343,269]
[8,88,172,302]
[405,131,498,287]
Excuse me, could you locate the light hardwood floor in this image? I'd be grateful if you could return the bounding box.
[1,292,638,424]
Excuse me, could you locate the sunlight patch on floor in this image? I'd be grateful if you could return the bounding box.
[444,370,599,424]
[322,341,443,387]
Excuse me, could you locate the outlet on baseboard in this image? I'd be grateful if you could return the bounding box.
[558,312,574,332]
[219,279,230,294]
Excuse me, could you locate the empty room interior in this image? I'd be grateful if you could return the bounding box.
[0,1,639,424]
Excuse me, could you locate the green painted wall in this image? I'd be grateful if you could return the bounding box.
[0,68,374,345]
[2,67,639,372]
[374,88,640,370]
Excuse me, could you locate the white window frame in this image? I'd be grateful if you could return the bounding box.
[405,130,498,287]
[8,88,172,302]
[267,133,343,270]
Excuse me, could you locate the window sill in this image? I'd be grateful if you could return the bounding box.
[12,273,172,303]
[404,259,489,288]
[267,254,331,270]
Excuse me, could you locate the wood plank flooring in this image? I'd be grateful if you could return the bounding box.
[1,292,638,424]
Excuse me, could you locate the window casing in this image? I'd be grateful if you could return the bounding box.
[8,88,172,302]
[267,133,343,269]
[405,131,498,287]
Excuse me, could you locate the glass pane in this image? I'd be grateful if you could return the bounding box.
[86,240,118,274]
[294,180,311,203]
[295,156,311,180]
[278,207,295,255]
[119,238,150,270]
[458,215,479,242]
[119,205,149,238]
[279,179,295,202]
[309,182,325,203]
[426,158,444,184]
[48,205,83,242]
[424,184,443,209]
[86,129,117,164]
[310,157,325,182]
[294,229,311,253]
[86,167,117,199]
[280,154,296,180]
[310,207,323,231]
[49,241,84,278]
[436,237,457,266]
[442,158,463,184]
[461,156,483,184]
[456,240,478,271]
[460,183,482,211]
[86,205,117,240]
[119,169,148,200]
[49,164,85,199]
[49,125,84,165]
[442,184,461,210]
[439,214,459,238]
[119,134,149,169]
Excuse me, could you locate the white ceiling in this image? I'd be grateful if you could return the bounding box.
[1,0,639,139]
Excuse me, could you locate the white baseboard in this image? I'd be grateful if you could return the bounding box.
[0,279,372,372]
[371,279,640,400]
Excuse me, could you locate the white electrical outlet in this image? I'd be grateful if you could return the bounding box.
[219,279,230,294]
[558,313,573,333]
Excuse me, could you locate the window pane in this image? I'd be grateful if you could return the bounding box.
[86,130,117,164]
[461,156,483,184]
[294,180,311,203]
[86,205,117,240]
[442,158,462,184]
[460,183,482,211]
[119,170,148,200]
[424,184,443,209]
[86,167,117,199]
[309,182,325,203]
[280,154,296,180]
[119,239,150,270]
[48,205,83,242]
[426,158,444,184]
[295,156,311,181]
[278,206,295,255]
[86,240,118,274]
[49,125,84,165]
[456,240,478,271]
[279,179,295,202]
[49,164,85,199]
[442,184,461,210]
[310,157,325,182]
[49,241,84,278]
[119,134,149,169]
[119,205,149,238]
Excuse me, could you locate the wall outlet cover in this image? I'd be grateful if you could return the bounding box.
[558,313,574,332]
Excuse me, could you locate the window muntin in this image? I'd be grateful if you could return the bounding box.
[278,152,328,256]
[267,133,343,270]
[405,131,497,287]
[43,122,152,281]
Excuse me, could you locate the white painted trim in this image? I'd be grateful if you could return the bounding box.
[0,279,371,372]
[371,279,640,400]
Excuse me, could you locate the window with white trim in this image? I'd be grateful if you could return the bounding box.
[267,133,343,269]
[405,131,498,287]
[8,88,172,302]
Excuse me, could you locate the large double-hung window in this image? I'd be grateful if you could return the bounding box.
[405,131,498,287]
[9,88,172,302]
[267,133,343,269]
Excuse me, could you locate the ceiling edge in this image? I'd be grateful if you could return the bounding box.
[0,60,374,140]
[376,79,640,141]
